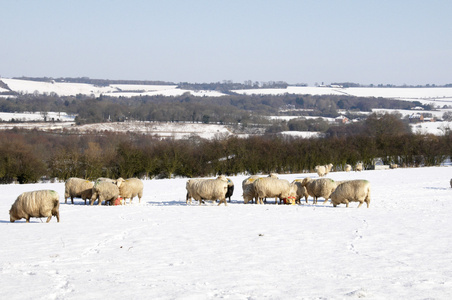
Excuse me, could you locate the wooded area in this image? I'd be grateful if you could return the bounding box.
[1,113,450,184]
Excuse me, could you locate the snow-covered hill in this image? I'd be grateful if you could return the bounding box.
[1,166,451,299]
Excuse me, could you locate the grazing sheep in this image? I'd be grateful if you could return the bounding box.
[292,179,309,204]
[355,163,363,172]
[331,180,371,208]
[242,175,260,204]
[253,177,297,205]
[116,178,144,204]
[64,177,94,205]
[10,190,60,223]
[90,181,120,206]
[300,177,337,205]
[345,164,352,172]
[187,175,228,206]
[226,178,234,202]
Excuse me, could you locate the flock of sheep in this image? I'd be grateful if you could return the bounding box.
[8,162,385,223]
[8,177,143,223]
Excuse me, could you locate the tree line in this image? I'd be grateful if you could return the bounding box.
[1,114,450,184]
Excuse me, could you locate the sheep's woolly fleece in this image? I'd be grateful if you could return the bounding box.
[1,166,452,299]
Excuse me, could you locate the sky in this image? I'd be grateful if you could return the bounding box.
[1,0,451,86]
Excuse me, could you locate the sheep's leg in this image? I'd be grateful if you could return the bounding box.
[56,212,60,222]
[98,197,103,206]
[344,199,349,207]
[275,197,278,205]
[71,196,74,204]
[357,201,363,208]
[46,216,52,223]
[323,198,329,204]
[64,197,68,204]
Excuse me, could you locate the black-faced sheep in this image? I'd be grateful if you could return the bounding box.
[226,178,234,202]
[186,175,229,206]
[64,177,94,205]
[331,180,371,208]
[300,177,337,205]
[253,177,297,205]
[116,178,144,204]
[10,190,60,223]
[90,181,120,206]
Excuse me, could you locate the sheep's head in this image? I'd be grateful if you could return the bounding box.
[9,208,17,223]
[116,178,125,187]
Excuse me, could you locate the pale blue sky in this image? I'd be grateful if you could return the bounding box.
[1,0,451,85]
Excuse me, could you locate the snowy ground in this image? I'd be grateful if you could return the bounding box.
[1,166,452,299]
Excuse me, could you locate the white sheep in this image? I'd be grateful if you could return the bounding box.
[300,177,338,205]
[253,177,297,205]
[355,163,363,172]
[186,178,203,204]
[64,177,94,205]
[325,163,334,175]
[96,177,117,184]
[315,165,327,177]
[9,190,60,223]
[390,164,399,169]
[90,181,120,206]
[345,164,352,172]
[292,179,309,204]
[242,175,260,204]
[242,174,278,204]
[116,178,144,204]
[187,175,228,206]
[331,180,371,208]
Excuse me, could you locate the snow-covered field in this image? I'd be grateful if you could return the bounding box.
[1,167,452,299]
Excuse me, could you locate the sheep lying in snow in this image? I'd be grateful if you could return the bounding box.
[10,190,60,223]
[64,177,94,205]
[292,179,309,204]
[300,177,337,205]
[345,164,352,172]
[355,163,363,172]
[390,164,399,169]
[186,175,229,206]
[331,180,371,208]
[116,178,144,204]
[253,177,297,205]
[90,181,120,206]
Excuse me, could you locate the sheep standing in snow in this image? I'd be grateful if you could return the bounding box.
[253,177,297,205]
[390,164,399,169]
[187,175,228,206]
[355,163,363,172]
[242,175,260,204]
[345,164,352,172]
[300,177,337,205]
[10,190,60,223]
[186,178,203,204]
[116,178,144,204]
[90,181,120,206]
[64,177,94,205]
[226,178,234,202]
[325,163,334,175]
[292,179,309,204]
[331,180,371,208]
[315,165,327,177]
